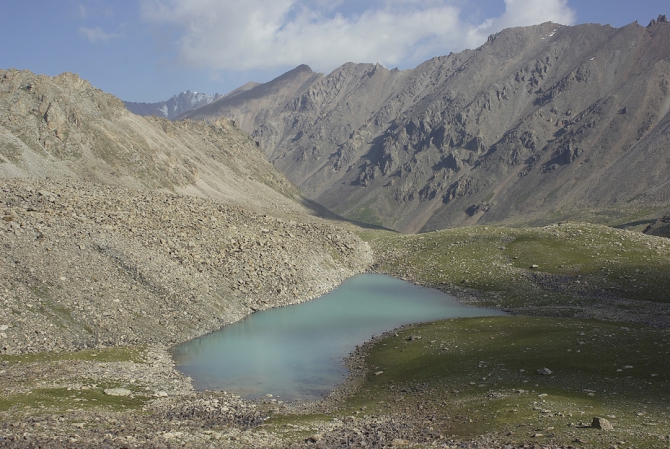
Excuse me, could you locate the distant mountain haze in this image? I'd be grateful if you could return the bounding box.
[124,90,224,120]
[180,18,670,232]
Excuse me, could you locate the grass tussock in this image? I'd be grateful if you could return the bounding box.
[0,347,149,414]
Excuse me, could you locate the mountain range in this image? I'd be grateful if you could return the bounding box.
[179,17,670,233]
[124,90,224,120]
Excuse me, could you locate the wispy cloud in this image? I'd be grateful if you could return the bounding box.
[140,0,576,72]
[79,4,89,18]
[79,26,121,43]
[78,2,115,19]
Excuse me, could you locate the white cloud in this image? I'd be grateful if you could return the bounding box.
[140,0,576,73]
[79,26,121,43]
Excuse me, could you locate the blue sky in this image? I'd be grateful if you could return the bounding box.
[1,1,666,103]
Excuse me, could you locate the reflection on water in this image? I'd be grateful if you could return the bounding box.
[172,273,504,401]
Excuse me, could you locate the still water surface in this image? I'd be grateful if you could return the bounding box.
[172,274,504,401]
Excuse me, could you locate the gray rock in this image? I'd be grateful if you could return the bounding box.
[103,388,132,396]
[591,417,614,430]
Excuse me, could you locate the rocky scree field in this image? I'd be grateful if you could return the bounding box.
[0,178,372,354]
[0,177,373,448]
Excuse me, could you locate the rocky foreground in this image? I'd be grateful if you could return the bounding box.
[2,179,670,448]
[0,177,383,447]
[0,177,372,354]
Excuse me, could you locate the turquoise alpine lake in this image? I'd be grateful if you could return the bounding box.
[172,273,505,401]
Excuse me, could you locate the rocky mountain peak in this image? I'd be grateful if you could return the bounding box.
[648,14,669,27]
[292,63,314,73]
[182,20,670,232]
[52,71,93,89]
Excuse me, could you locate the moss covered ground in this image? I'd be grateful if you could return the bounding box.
[361,222,670,312]
[267,223,670,446]
[336,316,669,447]
[0,347,152,414]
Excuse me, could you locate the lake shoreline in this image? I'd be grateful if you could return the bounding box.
[2,256,668,447]
[172,273,504,400]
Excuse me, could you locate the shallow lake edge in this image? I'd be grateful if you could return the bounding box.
[170,270,508,404]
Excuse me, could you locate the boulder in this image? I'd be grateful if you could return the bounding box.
[591,417,614,430]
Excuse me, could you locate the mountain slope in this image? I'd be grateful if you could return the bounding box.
[0,178,371,353]
[183,18,670,232]
[0,69,318,218]
[181,64,323,136]
[124,90,223,120]
[0,69,373,353]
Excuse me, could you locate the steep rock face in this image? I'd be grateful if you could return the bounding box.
[0,69,314,218]
[185,20,670,232]
[124,90,224,120]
